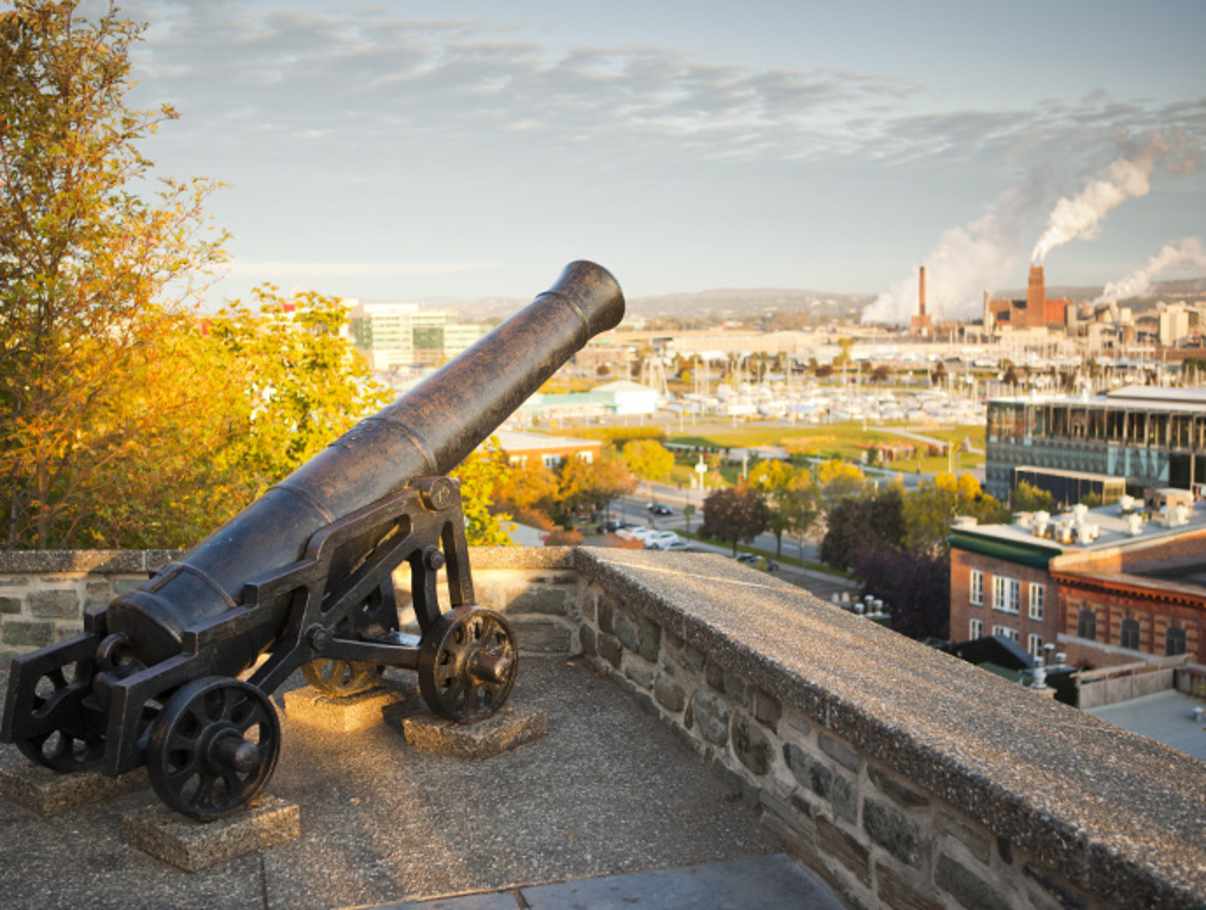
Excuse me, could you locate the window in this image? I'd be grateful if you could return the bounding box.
[1077,608,1096,641]
[969,570,984,607]
[576,450,594,464]
[1166,626,1186,657]
[993,576,1020,614]
[992,625,1019,642]
[969,618,983,640]
[1120,618,1140,651]
[1028,633,1043,657]
[542,454,563,469]
[1028,584,1045,621]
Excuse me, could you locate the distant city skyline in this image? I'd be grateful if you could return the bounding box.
[95,0,1206,307]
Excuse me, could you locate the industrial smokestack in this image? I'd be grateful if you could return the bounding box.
[1027,265,1045,325]
[918,265,926,317]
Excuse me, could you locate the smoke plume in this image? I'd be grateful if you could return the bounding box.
[1030,135,1168,264]
[1096,237,1206,302]
[862,180,1044,325]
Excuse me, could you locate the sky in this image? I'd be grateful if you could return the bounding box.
[72,0,1206,312]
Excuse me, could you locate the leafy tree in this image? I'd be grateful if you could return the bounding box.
[817,459,866,505]
[1010,480,1054,513]
[620,439,674,483]
[556,451,635,523]
[450,438,514,546]
[902,472,1007,555]
[854,546,950,640]
[494,457,559,516]
[701,485,769,556]
[0,1,227,546]
[749,459,814,557]
[819,485,904,571]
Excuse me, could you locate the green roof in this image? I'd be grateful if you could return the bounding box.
[948,529,1060,569]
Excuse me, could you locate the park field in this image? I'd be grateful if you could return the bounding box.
[668,421,986,477]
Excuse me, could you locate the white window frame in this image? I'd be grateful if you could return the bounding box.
[969,618,983,640]
[969,570,984,607]
[1028,633,1043,657]
[1028,583,1045,621]
[992,624,1019,642]
[993,576,1020,615]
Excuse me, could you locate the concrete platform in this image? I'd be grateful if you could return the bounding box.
[0,762,147,816]
[392,703,547,758]
[121,794,301,872]
[0,659,790,909]
[284,681,415,733]
[364,854,841,909]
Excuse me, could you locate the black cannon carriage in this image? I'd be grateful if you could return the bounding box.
[1,261,624,820]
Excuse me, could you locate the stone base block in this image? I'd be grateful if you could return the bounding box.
[121,794,300,872]
[394,704,548,758]
[0,762,147,816]
[283,682,415,733]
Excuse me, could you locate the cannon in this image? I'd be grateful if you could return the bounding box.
[1,261,624,820]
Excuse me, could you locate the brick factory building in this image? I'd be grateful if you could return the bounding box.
[908,265,933,338]
[949,498,1206,666]
[984,384,1206,501]
[985,265,1072,330]
[494,431,602,470]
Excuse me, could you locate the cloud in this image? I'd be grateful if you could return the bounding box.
[227,261,500,278]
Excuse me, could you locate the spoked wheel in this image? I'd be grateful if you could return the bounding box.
[15,666,105,773]
[302,658,384,697]
[147,677,281,821]
[418,607,518,723]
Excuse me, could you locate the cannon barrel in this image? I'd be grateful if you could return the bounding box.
[108,261,625,665]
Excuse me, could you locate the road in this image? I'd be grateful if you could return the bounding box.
[605,487,859,603]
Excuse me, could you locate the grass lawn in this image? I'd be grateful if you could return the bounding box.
[676,529,851,578]
[668,421,985,476]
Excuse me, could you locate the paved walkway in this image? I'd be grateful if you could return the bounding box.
[366,854,841,909]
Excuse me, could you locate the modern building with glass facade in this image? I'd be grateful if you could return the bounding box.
[985,386,1206,502]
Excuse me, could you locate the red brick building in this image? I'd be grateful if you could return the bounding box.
[949,505,1206,666]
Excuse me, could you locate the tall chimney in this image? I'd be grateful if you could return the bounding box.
[1027,265,1045,327]
[918,265,926,317]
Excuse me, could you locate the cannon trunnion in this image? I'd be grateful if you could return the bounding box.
[1,261,624,820]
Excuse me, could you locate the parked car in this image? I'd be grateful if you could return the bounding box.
[734,553,779,572]
[597,519,634,534]
[656,540,694,551]
[645,531,682,549]
[646,503,674,516]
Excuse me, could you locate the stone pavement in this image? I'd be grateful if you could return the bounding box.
[0,657,792,910]
[365,853,841,909]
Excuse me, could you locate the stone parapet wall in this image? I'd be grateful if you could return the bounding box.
[569,547,1205,910]
[0,550,179,662]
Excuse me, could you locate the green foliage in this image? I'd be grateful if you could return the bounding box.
[1010,480,1055,514]
[569,426,665,447]
[700,485,770,556]
[820,485,905,571]
[450,438,514,546]
[902,472,1008,555]
[621,439,675,483]
[0,1,229,546]
[749,460,818,557]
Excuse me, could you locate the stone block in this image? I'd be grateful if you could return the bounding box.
[0,576,31,587]
[653,675,686,712]
[636,616,661,662]
[511,617,572,655]
[691,687,730,746]
[663,632,705,673]
[1,619,54,647]
[935,853,1010,910]
[816,817,870,887]
[818,732,861,773]
[730,708,771,776]
[624,655,656,690]
[508,584,571,616]
[121,794,300,872]
[864,799,924,867]
[597,631,622,669]
[613,609,641,652]
[0,596,21,614]
[283,683,413,734]
[27,589,80,620]
[704,657,725,691]
[875,862,943,910]
[0,762,147,816]
[935,811,992,865]
[784,742,856,823]
[722,670,750,707]
[1023,864,1090,910]
[597,595,616,634]
[752,689,782,731]
[396,704,546,758]
[868,764,930,810]
[112,578,145,595]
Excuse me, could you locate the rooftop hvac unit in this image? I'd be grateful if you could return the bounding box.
[1119,494,1135,514]
[1127,513,1144,536]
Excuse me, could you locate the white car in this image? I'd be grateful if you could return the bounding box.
[644,531,682,549]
